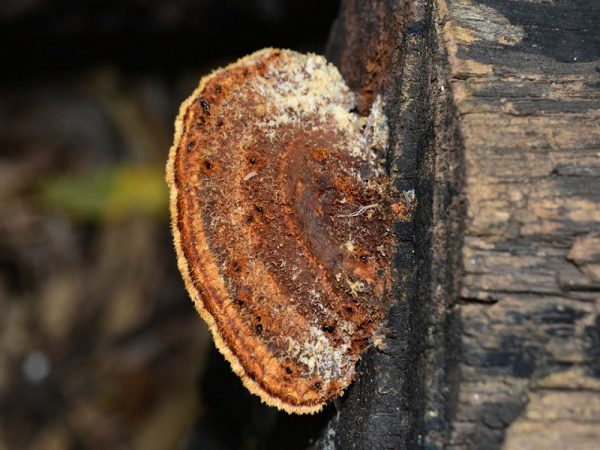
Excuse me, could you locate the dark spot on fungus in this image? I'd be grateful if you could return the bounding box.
[215,86,222,94]
[204,160,213,170]
[313,382,322,391]
[216,119,224,127]
[286,367,293,375]
[256,324,263,334]
[246,215,254,224]
[200,98,210,111]
[323,325,335,333]
[255,205,264,213]
[360,254,368,262]
[187,140,195,152]
[249,157,257,165]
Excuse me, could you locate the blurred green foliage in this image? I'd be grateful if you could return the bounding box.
[37,165,169,222]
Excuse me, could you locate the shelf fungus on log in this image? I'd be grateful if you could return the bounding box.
[166,48,397,414]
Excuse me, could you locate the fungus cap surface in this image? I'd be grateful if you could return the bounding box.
[167,48,395,414]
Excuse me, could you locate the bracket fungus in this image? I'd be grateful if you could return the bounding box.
[166,48,396,414]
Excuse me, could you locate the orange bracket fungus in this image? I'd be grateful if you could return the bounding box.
[166,48,397,414]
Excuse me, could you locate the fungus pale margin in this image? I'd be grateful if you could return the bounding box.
[166,48,396,414]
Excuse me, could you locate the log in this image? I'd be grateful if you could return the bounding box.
[320,0,600,449]
[432,0,600,448]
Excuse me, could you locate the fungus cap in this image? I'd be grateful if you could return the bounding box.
[166,48,395,414]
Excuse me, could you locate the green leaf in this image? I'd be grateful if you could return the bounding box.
[37,165,169,223]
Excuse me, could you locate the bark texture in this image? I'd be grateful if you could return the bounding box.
[323,0,600,449]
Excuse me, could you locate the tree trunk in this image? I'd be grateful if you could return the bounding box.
[321,0,600,449]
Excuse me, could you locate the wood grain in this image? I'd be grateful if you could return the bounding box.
[321,0,600,448]
[432,0,600,448]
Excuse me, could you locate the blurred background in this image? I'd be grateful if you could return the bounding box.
[0,1,340,448]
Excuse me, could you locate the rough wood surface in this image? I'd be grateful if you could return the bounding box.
[433,0,600,448]
[322,0,600,449]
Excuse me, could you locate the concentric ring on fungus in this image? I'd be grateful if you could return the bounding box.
[167,48,396,414]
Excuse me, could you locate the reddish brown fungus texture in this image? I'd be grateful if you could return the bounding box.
[166,48,396,414]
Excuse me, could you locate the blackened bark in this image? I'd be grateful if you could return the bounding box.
[324,1,441,448]
[322,0,600,449]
